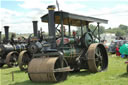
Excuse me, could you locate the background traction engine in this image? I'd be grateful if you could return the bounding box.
[18,21,44,71]
[0,26,27,67]
[21,5,108,82]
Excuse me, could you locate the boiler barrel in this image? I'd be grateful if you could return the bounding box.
[0,44,27,55]
[63,48,81,57]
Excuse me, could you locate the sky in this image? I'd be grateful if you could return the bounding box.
[0,0,128,34]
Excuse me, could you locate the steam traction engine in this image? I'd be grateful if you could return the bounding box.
[0,26,27,67]
[18,21,44,71]
[19,5,108,82]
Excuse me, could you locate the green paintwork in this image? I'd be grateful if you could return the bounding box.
[84,32,93,47]
[63,48,81,57]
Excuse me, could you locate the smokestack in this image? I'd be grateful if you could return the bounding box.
[47,5,56,49]
[4,26,9,41]
[0,31,1,44]
[32,21,38,37]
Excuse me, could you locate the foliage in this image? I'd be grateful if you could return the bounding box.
[77,24,128,38]
[119,24,128,31]
[1,33,30,41]
[76,24,105,36]
[115,29,126,37]
[105,24,128,37]
[0,56,128,85]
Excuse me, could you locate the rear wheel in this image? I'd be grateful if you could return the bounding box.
[87,43,108,72]
[6,51,19,67]
[18,50,31,71]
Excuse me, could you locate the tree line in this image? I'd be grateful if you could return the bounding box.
[106,24,128,37]
[77,24,128,37]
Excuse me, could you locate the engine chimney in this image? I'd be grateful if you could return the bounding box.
[4,26,9,41]
[47,5,56,49]
[32,21,38,37]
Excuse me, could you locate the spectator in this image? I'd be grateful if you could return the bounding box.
[116,45,120,56]
[103,40,108,51]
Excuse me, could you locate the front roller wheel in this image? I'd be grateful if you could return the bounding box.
[28,57,69,82]
[6,51,19,67]
[87,43,108,73]
[18,50,31,71]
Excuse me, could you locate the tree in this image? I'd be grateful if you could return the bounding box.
[76,24,106,41]
[105,27,118,34]
[77,24,105,36]
[119,24,128,30]
[115,29,125,37]
[99,26,105,34]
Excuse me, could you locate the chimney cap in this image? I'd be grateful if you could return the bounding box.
[4,26,9,28]
[47,5,55,10]
[32,21,38,23]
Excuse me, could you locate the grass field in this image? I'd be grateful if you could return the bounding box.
[0,55,128,85]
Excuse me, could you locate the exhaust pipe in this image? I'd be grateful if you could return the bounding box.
[47,5,56,49]
[32,21,38,37]
[4,26,9,41]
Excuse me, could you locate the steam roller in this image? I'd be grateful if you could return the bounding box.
[20,5,109,82]
[27,43,108,82]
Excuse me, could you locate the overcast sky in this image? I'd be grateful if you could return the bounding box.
[0,0,128,34]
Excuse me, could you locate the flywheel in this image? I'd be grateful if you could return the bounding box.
[81,32,93,48]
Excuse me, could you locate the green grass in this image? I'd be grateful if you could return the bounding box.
[0,55,128,85]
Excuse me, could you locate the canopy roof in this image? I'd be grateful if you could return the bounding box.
[41,11,108,26]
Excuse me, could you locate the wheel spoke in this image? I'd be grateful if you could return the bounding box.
[96,47,101,56]
[11,54,18,67]
[95,57,99,61]
[95,47,104,71]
